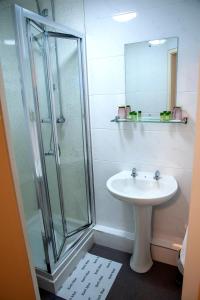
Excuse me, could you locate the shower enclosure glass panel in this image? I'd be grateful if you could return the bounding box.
[28,21,66,258]
[15,5,93,270]
[49,36,90,235]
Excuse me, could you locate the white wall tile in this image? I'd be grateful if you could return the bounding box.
[91,128,194,169]
[93,160,135,233]
[93,160,191,241]
[85,1,200,60]
[88,56,125,95]
[89,94,125,129]
[85,0,200,243]
[84,0,185,20]
[177,92,198,122]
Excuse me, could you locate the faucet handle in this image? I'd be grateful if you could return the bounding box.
[131,168,137,177]
[154,170,160,180]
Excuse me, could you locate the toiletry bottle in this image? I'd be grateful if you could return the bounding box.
[129,111,136,121]
[165,112,170,121]
[168,111,172,120]
[133,112,137,121]
[163,111,167,121]
[128,111,134,120]
[127,112,132,119]
[172,107,182,120]
[118,106,126,119]
[125,105,131,118]
[138,111,142,121]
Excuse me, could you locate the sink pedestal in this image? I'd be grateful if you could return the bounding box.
[130,205,153,273]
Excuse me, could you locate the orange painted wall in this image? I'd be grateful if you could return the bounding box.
[182,68,200,300]
[0,85,38,298]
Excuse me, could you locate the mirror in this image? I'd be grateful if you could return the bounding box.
[124,37,178,114]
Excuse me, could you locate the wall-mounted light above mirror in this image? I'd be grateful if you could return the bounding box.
[124,37,178,114]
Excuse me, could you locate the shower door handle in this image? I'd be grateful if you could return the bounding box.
[45,150,55,156]
[58,144,61,157]
[44,145,60,157]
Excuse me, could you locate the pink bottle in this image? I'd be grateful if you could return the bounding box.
[118,106,126,119]
[172,107,182,120]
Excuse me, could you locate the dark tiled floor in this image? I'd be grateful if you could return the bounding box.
[90,244,182,300]
[39,289,64,300]
[40,244,182,300]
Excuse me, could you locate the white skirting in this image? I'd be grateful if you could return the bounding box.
[93,224,182,267]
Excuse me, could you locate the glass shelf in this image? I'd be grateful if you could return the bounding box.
[111,116,188,124]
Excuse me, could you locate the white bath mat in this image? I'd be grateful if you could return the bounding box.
[57,252,122,300]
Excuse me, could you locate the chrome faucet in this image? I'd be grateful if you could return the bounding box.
[131,168,137,178]
[154,170,160,180]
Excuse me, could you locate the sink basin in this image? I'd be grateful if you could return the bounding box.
[106,170,178,273]
[106,170,178,206]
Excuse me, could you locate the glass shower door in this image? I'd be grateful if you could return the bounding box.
[48,34,91,236]
[26,19,91,263]
[28,21,66,260]
[15,5,94,272]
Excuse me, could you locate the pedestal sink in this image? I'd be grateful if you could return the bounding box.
[106,170,178,273]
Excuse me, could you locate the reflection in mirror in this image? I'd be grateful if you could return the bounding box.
[125,37,178,114]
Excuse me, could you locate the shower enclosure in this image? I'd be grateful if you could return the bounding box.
[14,4,94,281]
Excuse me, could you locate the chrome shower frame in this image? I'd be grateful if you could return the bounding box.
[14,4,95,275]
